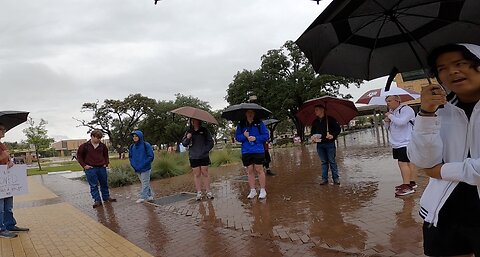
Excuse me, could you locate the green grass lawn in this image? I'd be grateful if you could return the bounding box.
[27,158,131,176]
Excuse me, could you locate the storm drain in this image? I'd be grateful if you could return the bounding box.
[232,175,259,182]
[150,192,196,206]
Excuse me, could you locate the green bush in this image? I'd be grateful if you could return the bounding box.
[107,163,138,188]
[210,148,241,167]
[152,152,190,179]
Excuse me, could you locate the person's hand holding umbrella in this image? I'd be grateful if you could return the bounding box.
[420,84,447,115]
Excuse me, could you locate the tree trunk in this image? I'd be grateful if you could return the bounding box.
[36,149,42,171]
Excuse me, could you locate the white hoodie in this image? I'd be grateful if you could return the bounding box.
[384,104,415,149]
[407,44,480,226]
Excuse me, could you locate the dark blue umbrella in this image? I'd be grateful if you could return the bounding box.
[0,111,29,132]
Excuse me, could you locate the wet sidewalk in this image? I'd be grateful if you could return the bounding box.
[15,129,427,257]
[1,177,153,257]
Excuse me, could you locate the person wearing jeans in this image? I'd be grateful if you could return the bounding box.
[129,130,154,203]
[310,105,341,185]
[0,123,29,239]
[77,130,116,208]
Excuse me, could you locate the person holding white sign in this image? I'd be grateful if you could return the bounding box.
[0,123,29,239]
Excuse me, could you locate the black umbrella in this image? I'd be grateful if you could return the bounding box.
[221,103,272,121]
[0,111,29,132]
[262,119,280,127]
[296,0,480,81]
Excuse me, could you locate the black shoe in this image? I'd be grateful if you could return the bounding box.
[8,226,29,232]
[266,169,276,176]
[333,180,340,185]
[93,201,103,208]
[320,180,328,185]
[0,230,18,238]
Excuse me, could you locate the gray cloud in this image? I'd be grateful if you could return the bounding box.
[2,0,380,142]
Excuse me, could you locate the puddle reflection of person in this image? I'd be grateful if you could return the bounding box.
[95,203,120,233]
[389,197,422,252]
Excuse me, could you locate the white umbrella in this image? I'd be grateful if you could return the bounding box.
[356,87,420,106]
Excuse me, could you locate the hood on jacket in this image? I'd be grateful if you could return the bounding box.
[132,130,145,145]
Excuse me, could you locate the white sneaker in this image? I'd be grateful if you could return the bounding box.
[247,189,257,199]
[196,192,203,201]
[136,199,145,203]
[206,192,214,199]
[258,188,267,199]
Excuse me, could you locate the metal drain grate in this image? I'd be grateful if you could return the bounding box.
[150,192,196,205]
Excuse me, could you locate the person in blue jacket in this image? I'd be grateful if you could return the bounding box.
[235,110,269,199]
[129,130,155,203]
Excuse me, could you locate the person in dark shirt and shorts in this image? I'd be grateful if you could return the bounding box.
[77,130,116,208]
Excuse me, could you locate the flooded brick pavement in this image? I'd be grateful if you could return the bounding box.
[24,130,427,257]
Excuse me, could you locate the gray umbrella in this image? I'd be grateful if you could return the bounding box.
[262,119,280,127]
[0,111,29,132]
[296,0,480,80]
[221,103,272,121]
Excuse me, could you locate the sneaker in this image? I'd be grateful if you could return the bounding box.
[395,184,415,196]
[333,179,340,185]
[92,201,103,208]
[147,196,154,202]
[8,226,29,232]
[320,180,328,185]
[247,189,257,199]
[258,188,267,199]
[0,230,18,239]
[136,199,145,203]
[410,181,418,189]
[395,184,403,190]
[196,192,203,201]
[206,192,214,199]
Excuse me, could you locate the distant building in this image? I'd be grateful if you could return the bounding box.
[52,139,87,157]
[394,71,439,106]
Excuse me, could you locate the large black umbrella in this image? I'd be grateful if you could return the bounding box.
[0,111,29,132]
[221,103,272,121]
[296,0,480,81]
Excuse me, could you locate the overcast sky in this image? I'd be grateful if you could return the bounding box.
[1,0,388,142]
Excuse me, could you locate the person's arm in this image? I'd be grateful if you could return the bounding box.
[407,115,443,169]
[181,131,191,147]
[145,143,154,164]
[255,123,269,144]
[388,107,415,125]
[310,120,318,136]
[329,117,341,137]
[205,129,215,151]
[235,125,247,142]
[76,144,86,168]
[103,144,109,166]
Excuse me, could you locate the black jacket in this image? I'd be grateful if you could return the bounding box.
[310,115,341,144]
[181,127,214,159]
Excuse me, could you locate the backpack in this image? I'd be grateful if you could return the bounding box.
[398,105,415,126]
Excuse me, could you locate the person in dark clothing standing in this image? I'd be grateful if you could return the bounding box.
[310,104,341,185]
[182,119,215,201]
[77,130,116,208]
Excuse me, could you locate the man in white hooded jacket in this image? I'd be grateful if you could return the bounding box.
[407,44,480,256]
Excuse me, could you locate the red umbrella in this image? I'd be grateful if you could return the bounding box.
[296,96,358,126]
[170,106,219,125]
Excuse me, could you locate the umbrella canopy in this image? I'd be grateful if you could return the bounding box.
[170,106,218,125]
[296,0,480,80]
[262,119,280,127]
[221,103,272,121]
[296,96,358,126]
[0,111,29,132]
[356,87,420,105]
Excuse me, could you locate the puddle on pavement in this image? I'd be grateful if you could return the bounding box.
[150,192,196,206]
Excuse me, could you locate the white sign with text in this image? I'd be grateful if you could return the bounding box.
[0,164,28,199]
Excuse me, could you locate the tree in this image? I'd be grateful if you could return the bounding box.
[140,94,222,147]
[226,40,363,141]
[76,94,156,158]
[23,118,54,170]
